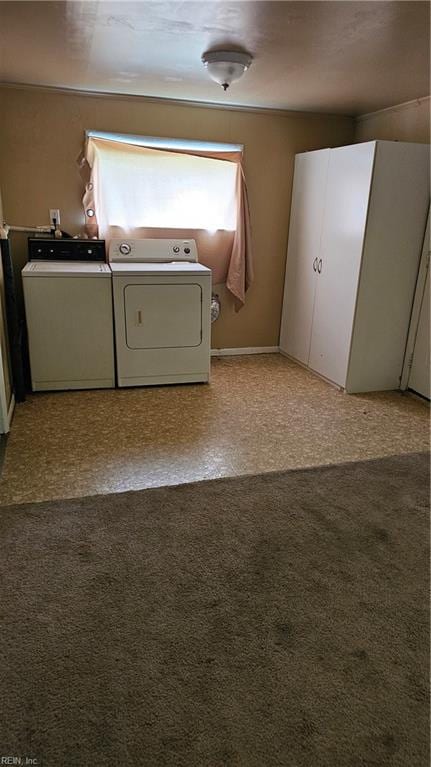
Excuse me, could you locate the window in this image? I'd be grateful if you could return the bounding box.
[80,131,253,306]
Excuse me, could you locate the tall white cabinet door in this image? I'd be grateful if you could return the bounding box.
[308,142,376,386]
[346,142,430,393]
[279,149,330,364]
[409,266,430,399]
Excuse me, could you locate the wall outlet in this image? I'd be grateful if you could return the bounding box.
[49,208,61,227]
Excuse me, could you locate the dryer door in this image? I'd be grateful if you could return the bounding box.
[125,283,202,349]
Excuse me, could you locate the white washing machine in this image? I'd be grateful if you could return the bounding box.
[22,261,115,391]
[109,238,211,387]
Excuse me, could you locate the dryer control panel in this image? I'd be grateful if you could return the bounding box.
[109,238,198,263]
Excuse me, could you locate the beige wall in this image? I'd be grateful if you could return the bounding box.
[354,97,430,144]
[0,85,354,348]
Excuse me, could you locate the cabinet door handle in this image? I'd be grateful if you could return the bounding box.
[317,259,322,274]
[136,310,143,325]
[313,257,318,272]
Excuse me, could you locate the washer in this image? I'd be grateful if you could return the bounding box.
[22,260,115,391]
[109,238,211,387]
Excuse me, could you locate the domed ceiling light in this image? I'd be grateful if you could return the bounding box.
[201,50,252,91]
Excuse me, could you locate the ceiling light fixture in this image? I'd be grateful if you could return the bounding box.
[202,50,252,91]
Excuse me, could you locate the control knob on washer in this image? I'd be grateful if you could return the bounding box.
[119,242,131,255]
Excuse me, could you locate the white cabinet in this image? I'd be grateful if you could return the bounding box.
[409,267,430,399]
[402,210,430,400]
[279,149,330,365]
[279,141,430,393]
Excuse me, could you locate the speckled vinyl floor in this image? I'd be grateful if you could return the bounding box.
[0,354,429,505]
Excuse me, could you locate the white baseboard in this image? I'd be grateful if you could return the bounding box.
[211,346,280,357]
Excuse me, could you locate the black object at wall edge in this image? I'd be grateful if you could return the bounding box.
[0,238,26,402]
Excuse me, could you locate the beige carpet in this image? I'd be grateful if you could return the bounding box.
[0,453,429,767]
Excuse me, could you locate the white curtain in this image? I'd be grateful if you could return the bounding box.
[81,135,253,307]
[93,141,237,233]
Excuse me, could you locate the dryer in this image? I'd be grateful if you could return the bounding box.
[109,238,211,387]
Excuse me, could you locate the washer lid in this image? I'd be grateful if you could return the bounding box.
[109,262,211,276]
[22,261,111,277]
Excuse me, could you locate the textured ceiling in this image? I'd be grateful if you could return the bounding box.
[0,1,429,115]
